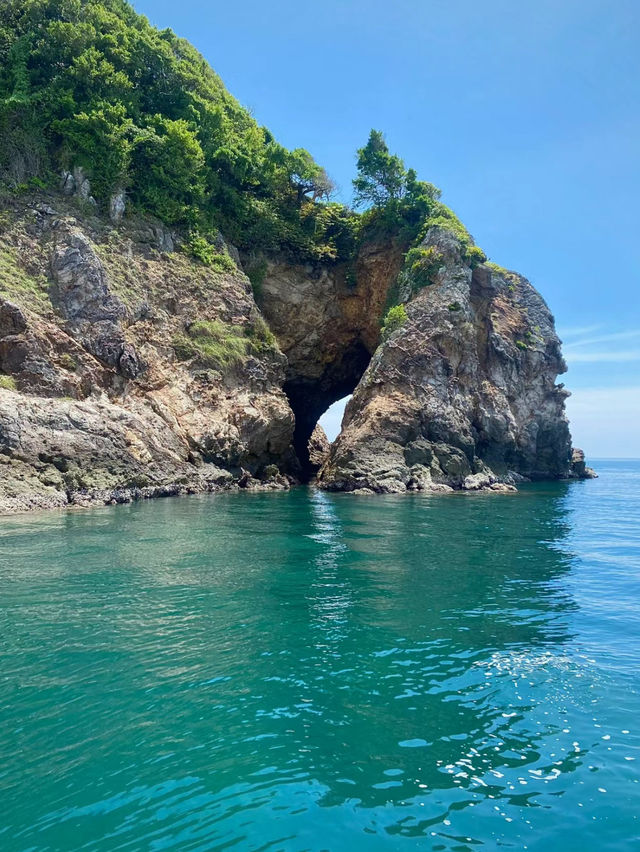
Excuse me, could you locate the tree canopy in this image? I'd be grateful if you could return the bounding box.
[0,1,478,267]
[353,130,407,208]
[0,0,347,257]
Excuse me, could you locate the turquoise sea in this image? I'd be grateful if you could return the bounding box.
[0,461,639,851]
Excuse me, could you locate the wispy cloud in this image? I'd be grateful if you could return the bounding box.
[561,326,640,364]
[564,329,640,348]
[566,349,640,363]
[558,324,601,340]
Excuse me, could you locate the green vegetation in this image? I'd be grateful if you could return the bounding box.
[353,130,408,209]
[0,2,487,279]
[515,340,528,351]
[466,245,487,267]
[415,205,486,266]
[351,131,486,319]
[58,352,77,370]
[0,242,51,312]
[0,374,17,390]
[404,245,444,290]
[173,320,249,370]
[486,261,521,293]
[245,258,268,301]
[353,131,441,243]
[381,304,408,341]
[245,316,277,354]
[173,317,277,370]
[485,261,509,275]
[0,0,342,259]
[448,301,462,311]
[185,233,235,271]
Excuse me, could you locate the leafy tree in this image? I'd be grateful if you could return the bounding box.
[130,117,205,224]
[0,0,485,271]
[352,130,406,208]
[287,149,335,203]
[53,102,132,196]
[0,0,341,257]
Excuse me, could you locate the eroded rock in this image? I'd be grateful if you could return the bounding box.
[0,200,297,512]
[308,423,331,473]
[318,227,588,493]
[0,193,593,513]
[110,189,126,223]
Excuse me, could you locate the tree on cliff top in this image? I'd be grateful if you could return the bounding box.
[352,130,407,208]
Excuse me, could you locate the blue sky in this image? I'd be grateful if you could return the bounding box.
[135,0,639,457]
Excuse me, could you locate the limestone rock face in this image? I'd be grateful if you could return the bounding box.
[318,227,578,493]
[0,197,295,512]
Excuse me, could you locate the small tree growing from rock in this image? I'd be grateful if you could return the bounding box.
[352,130,406,208]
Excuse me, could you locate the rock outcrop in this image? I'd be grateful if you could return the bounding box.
[318,227,581,493]
[0,194,593,514]
[255,237,406,472]
[307,423,331,474]
[0,197,295,513]
[570,448,597,480]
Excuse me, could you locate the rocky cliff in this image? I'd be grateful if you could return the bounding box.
[255,236,407,476]
[318,227,591,493]
[0,196,294,513]
[0,193,592,514]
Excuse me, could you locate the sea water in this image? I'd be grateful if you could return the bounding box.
[0,461,638,851]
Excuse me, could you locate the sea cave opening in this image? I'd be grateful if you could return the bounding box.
[318,397,351,444]
[283,340,370,483]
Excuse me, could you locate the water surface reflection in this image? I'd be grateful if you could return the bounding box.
[0,473,638,851]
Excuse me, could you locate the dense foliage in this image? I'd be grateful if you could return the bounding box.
[0,1,485,271]
[351,131,485,264]
[0,0,344,257]
[353,131,486,318]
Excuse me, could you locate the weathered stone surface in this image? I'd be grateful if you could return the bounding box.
[308,423,331,473]
[109,189,126,223]
[255,236,406,470]
[0,299,27,336]
[60,167,96,205]
[60,171,75,196]
[571,447,597,479]
[0,192,592,514]
[318,227,587,493]
[49,221,144,378]
[0,197,296,513]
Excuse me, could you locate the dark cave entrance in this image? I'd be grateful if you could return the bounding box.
[284,339,371,482]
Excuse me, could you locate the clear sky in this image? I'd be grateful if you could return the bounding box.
[135,0,640,457]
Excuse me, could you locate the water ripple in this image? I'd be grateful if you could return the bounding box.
[0,463,639,850]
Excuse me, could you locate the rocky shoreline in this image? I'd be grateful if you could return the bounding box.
[0,194,593,516]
